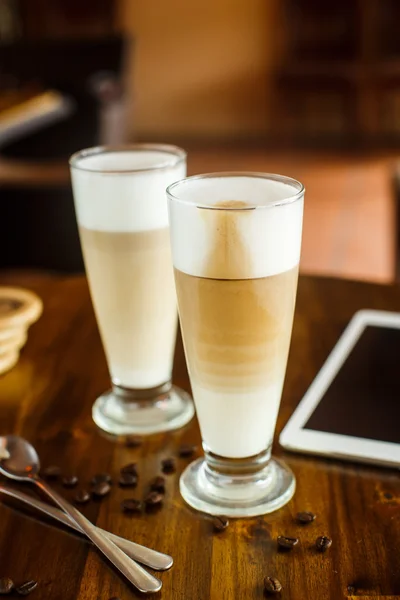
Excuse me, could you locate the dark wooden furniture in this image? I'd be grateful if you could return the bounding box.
[0,0,117,43]
[277,0,400,147]
[395,166,400,279]
[0,34,129,272]
[0,35,127,159]
[0,272,399,599]
[18,0,116,40]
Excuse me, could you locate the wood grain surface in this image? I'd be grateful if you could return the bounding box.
[0,272,399,600]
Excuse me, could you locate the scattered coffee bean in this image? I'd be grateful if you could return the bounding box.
[264,576,282,595]
[120,463,138,476]
[296,511,316,524]
[277,535,299,551]
[16,581,38,596]
[150,476,166,494]
[62,475,78,488]
[161,457,176,474]
[92,481,111,499]
[42,465,61,480]
[0,577,14,595]
[384,492,393,500]
[119,473,138,488]
[144,490,164,508]
[315,535,332,552]
[75,490,91,505]
[212,516,229,532]
[347,585,356,594]
[121,498,142,513]
[125,435,143,448]
[178,444,197,458]
[91,473,112,486]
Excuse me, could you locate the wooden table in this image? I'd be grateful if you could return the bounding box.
[0,273,399,600]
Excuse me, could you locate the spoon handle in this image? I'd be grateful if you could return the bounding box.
[33,477,162,594]
[0,485,172,571]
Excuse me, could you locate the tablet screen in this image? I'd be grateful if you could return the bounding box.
[304,326,400,444]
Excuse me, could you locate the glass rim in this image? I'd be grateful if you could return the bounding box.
[166,171,305,210]
[69,143,187,174]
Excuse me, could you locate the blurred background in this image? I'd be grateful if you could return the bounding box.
[0,0,399,281]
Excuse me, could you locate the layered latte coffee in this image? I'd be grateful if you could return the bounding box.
[72,150,185,390]
[79,226,177,389]
[170,178,303,459]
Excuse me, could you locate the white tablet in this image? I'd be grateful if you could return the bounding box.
[280,310,400,468]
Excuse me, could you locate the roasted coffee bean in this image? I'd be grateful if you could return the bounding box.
[277,535,299,550]
[120,463,138,476]
[264,576,282,595]
[315,535,332,552]
[150,476,166,493]
[178,444,197,458]
[119,473,138,488]
[62,475,78,488]
[347,585,356,594]
[42,465,61,480]
[92,481,111,499]
[91,473,112,486]
[75,490,90,505]
[0,577,14,594]
[161,457,176,474]
[121,498,142,513]
[212,516,229,532]
[296,511,316,524]
[144,490,164,508]
[125,435,143,448]
[16,581,38,596]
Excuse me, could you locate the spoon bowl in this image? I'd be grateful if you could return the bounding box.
[0,435,40,480]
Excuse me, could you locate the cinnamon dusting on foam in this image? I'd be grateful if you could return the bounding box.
[201,200,253,280]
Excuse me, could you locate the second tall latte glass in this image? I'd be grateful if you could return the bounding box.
[70,145,194,435]
[167,173,304,516]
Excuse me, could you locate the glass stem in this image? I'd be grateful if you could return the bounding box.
[203,446,272,477]
[112,381,172,406]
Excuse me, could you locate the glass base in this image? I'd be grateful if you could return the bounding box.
[92,383,194,435]
[180,456,295,517]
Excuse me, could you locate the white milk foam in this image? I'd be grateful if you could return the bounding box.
[71,150,186,232]
[169,176,303,279]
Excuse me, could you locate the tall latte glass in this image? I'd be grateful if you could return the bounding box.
[70,145,194,435]
[167,173,304,516]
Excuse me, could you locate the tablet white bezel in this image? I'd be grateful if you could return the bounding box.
[280,309,400,468]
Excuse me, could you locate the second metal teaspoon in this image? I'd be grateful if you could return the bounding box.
[0,485,172,571]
